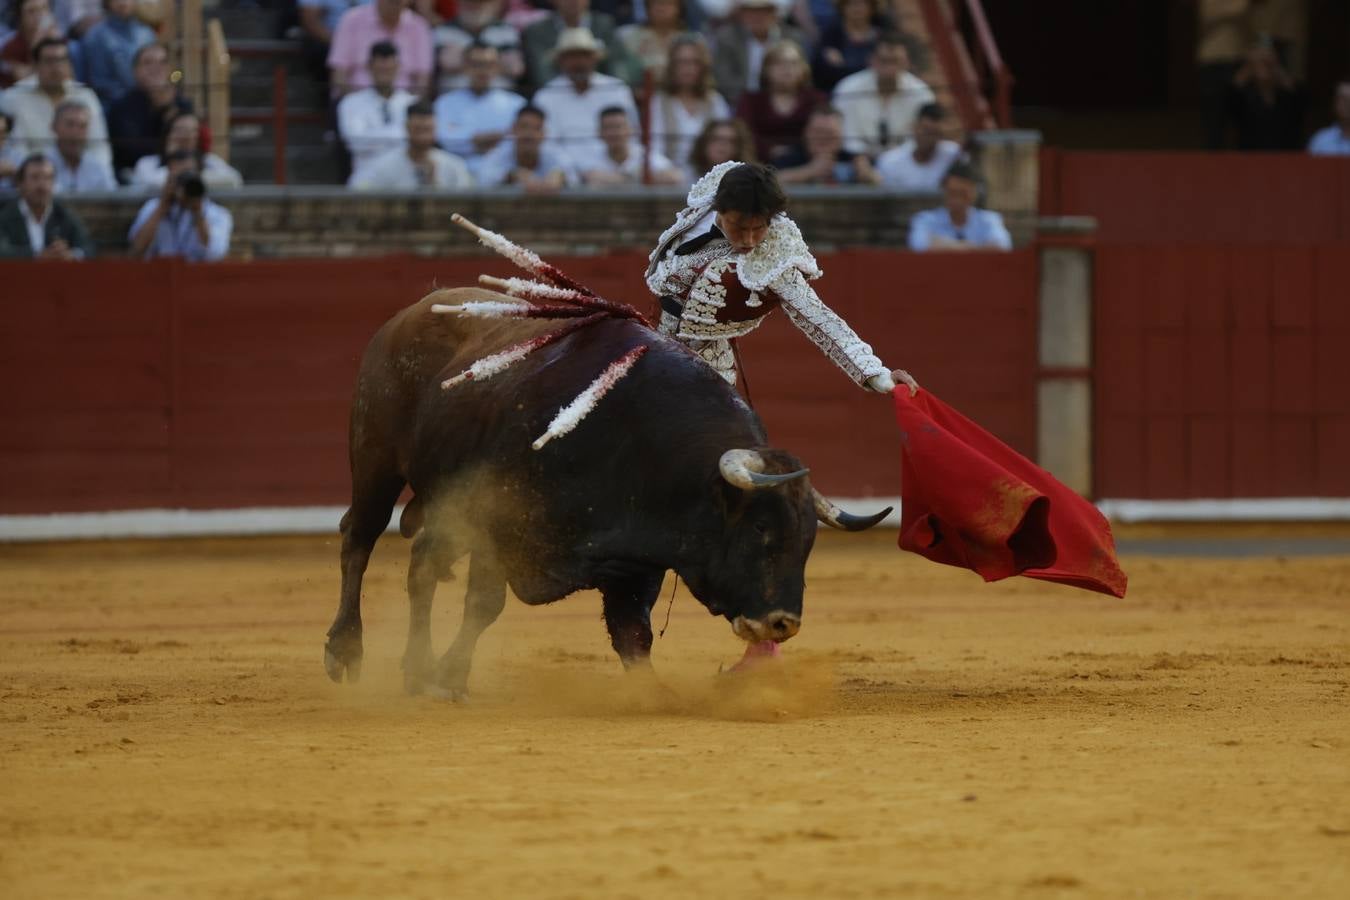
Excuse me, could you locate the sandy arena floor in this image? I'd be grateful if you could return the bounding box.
[1,528,1348,899]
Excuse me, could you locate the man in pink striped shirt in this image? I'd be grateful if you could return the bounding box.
[327,0,433,97]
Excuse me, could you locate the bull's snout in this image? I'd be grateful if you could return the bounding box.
[732,610,801,643]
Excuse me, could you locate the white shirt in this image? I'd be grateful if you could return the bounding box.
[745,37,771,93]
[128,196,234,261]
[574,139,679,183]
[48,150,118,193]
[349,146,474,190]
[433,86,526,160]
[336,86,417,171]
[531,73,638,156]
[20,198,50,253]
[647,92,730,175]
[0,77,112,167]
[129,152,244,192]
[469,139,578,188]
[831,69,936,157]
[875,139,963,192]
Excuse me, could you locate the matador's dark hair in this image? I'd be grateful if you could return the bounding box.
[712,163,787,219]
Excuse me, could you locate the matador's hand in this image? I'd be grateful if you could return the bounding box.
[865,369,920,396]
[892,369,919,396]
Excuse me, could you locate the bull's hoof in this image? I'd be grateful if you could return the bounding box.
[401,652,435,696]
[323,640,363,684]
[426,685,469,703]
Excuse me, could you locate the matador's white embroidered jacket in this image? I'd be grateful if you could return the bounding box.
[645,161,889,387]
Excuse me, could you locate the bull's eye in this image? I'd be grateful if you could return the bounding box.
[753,521,769,535]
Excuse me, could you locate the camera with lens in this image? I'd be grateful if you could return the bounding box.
[176,171,206,199]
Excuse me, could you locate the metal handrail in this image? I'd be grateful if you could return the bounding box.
[956,0,1014,128]
[916,0,1013,132]
[206,18,231,164]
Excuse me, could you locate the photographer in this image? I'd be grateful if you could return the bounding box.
[127,149,232,261]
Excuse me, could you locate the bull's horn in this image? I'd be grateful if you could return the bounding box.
[813,489,892,531]
[719,450,810,491]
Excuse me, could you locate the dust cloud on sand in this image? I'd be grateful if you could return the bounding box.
[1,528,1348,898]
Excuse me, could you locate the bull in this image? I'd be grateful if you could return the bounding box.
[323,288,888,698]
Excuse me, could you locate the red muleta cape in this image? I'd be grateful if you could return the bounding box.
[894,390,1127,598]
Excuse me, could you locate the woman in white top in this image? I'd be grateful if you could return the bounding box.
[646,35,730,179]
[129,110,243,191]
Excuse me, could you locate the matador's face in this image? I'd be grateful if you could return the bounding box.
[716,211,771,255]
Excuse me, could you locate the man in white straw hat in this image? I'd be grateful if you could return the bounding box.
[531,27,639,159]
[521,0,640,92]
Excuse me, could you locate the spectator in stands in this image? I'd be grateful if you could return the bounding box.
[833,32,932,160]
[734,39,820,165]
[1226,39,1303,151]
[106,41,190,177]
[875,101,961,192]
[576,104,682,186]
[0,0,61,88]
[647,35,728,179]
[1195,0,1249,150]
[908,162,1010,252]
[430,0,523,94]
[47,98,113,190]
[0,152,93,255]
[1,37,110,165]
[710,0,804,105]
[470,103,576,192]
[79,0,154,104]
[776,105,875,184]
[532,27,637,156]
[811,0,887,92]
[686,116,754,178]
[433,41,524,162]
[0,109,22,188]
[521,0,639,92]
[1308,80,1350,156]
[130,110,242,191]
[349,100,472,189]
[616,0,688,83]
[328,0,433,97]
[299,0,369,80]
[337,40,416,174]
[128,148,231,260]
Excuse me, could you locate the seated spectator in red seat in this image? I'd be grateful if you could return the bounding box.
[433,42,525,163]
[521,0,640,93]
[2,37,110,165]
[576,104,682,186]
[129,110,242,191]
[647,34,728,178]
[431,0,524,94]
[80,0,156,104]
[776,105,875,184]
[811,0,888,92]
[832,31,932,159]
[47,98,113,191]
[128,149,232,261]
[1,0,62,88]
[711,0,804,105]
[0,152,94,256]
[875,101,961,191]
[734,39,821,165]
[908,163,1010,252]
[1307,79,1350,156]
[469,103,576,192]
[532,27,637,157]
[328,0,433,97]
[107,42,192,176]
[1225,40,1303,151]
[685,116,754,178]
[337,40,417,174]
[0,110,24,188]
[350,100,473,188]
[617,0,689,83]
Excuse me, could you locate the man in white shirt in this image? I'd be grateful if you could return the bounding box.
[337,40,416,175]
[832,33,935,160]
[47,99,116,192]
[433,42,524,164]
[127,150,233,261]
[471,104,576,192]
[1,37,111,167]
[349,102,474,190]
[531,28,638,160]
[577,105,683,186]
[875,102,964,192]
[0,154,95,258]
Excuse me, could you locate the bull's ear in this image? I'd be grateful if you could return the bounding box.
[813,489,892,531]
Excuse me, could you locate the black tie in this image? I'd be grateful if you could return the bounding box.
[674,223,725,256]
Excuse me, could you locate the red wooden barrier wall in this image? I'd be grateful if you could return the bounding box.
[0,251,1038,515]
[1094,243,1350,498]
[1040,151,1350,244]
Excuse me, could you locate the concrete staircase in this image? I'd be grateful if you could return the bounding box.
[210,0,342,185]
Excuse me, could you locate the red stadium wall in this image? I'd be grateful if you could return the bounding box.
[1095,243,1350,498]
[0,251,1038,516]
